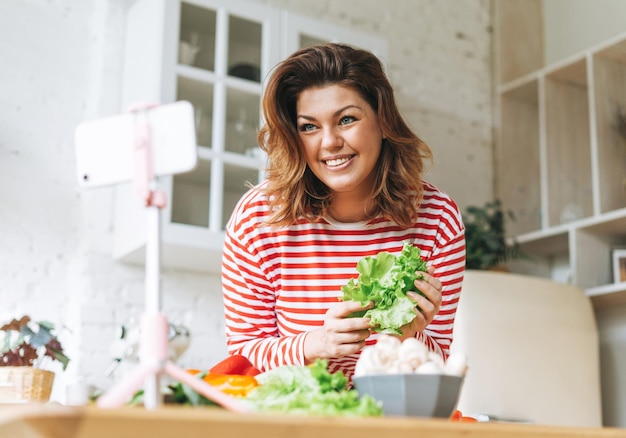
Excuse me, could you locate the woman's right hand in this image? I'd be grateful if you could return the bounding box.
[303,300,373,364]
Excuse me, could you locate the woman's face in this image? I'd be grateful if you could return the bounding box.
[296,84,383,199]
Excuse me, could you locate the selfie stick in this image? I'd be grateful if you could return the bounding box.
[95,103,251,412]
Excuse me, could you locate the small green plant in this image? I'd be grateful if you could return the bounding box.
[0,315,70,370]
[463,199,524,270]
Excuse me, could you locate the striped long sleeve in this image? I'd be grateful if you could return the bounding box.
[221,181,465,381]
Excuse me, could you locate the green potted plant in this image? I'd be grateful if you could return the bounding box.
[0,315,70,403]
[462,199,524,271]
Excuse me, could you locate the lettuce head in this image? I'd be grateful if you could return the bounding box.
[246,359,382,416]
[341,241,428,335]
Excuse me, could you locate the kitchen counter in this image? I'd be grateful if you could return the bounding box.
[1,404,625,438]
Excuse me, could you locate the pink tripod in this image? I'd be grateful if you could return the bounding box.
[96,103,251,412]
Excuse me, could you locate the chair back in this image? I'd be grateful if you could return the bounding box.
[451,270,602,426]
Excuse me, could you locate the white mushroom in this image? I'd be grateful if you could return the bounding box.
[398,337,429,370]
[354,345,387,376]
[415,361,443,374]
[393,361,415,374]
[427,351,445,370]
[444,353,468,377]
[374,334,402,363]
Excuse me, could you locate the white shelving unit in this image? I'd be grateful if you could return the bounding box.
[113,0,387,274]
[494,0,626,307]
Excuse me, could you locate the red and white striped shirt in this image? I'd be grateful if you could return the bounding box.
[222,181,465,381]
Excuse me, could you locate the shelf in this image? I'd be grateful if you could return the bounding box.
[498,71,540,94]
[117,225,226,273]
[495,14,626,304]
[586,282,626,309]
[576,208,626,234]
[514,227,570,255]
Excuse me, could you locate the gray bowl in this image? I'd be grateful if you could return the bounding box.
[353,373,463,418]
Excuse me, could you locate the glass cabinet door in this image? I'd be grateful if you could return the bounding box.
[172,0,279,233]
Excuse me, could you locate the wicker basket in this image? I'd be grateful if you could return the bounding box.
[0,367,55,403]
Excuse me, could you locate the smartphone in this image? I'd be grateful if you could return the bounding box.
[74,100,198,188]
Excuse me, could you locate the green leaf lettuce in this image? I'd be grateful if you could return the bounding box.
[341,241,428,335]
[246,359,382,417]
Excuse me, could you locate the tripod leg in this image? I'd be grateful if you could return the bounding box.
[97,362,161,408]
[164,362,253,413]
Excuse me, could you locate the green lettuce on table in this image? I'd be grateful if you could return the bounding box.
[245,359,382,416]
[341,241,428,335]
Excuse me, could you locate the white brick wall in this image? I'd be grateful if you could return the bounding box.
[0,0,492,403]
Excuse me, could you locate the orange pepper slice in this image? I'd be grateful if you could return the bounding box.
[185,369,258,397]
[202,373,259,397]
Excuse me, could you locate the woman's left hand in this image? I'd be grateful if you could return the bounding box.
[399,265,442,340]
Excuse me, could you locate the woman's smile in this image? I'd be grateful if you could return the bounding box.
[323,154,355,168]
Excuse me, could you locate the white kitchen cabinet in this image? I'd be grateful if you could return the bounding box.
[113,0,387,273]
[493,0,626,307]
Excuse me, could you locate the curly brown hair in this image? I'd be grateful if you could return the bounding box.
[258,43,433,228]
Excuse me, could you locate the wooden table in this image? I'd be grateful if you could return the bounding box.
[1,404,625,438]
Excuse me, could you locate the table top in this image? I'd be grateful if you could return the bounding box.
[1,404,625,438]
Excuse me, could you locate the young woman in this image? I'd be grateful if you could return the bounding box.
[222,43,465,381]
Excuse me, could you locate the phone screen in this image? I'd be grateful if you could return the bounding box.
[74,101,198,188]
